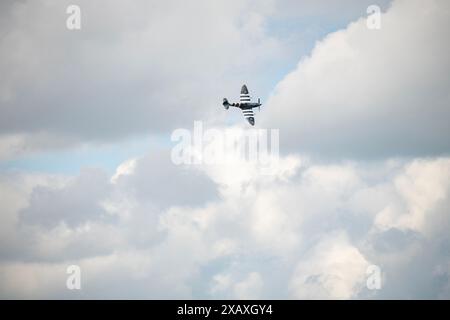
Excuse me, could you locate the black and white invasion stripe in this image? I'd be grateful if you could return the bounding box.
[240,84,251,103]
[240,93,251,103]
[242,108,254,119]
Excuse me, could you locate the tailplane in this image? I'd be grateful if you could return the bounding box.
[223,98,230,110]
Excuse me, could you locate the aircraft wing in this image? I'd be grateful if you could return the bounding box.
[242,108,255,126]
[240,84,251,103]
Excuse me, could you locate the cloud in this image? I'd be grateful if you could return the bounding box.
[0,133,81,160]
[0,0,449,300]
[4,148,219,263]
[262,0,450,158]
[374,158,450,234]
[114,150,218,208]
[19,168,112,228]
[211,271,264,299]
[0,0,281,153]
[0,0,399,158]
[289,232,370,299]
[0,144,449,298]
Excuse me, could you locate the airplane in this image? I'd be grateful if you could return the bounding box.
[223,84,262,126]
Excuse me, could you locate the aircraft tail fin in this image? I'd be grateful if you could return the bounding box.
[223,98,230,110]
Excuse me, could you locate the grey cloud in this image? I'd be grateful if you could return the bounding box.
[0,0,282,146]
[19,168,112,228]
[1,0,450,299]
[0,154,449,298]
[368,227,423,254]
[262,0,450,158]
[115,150,218,208]
[7,148,219,263]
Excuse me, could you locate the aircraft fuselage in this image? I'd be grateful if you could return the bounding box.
[235,102,261,109]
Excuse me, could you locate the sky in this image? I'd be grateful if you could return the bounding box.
[0,0,450,299]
